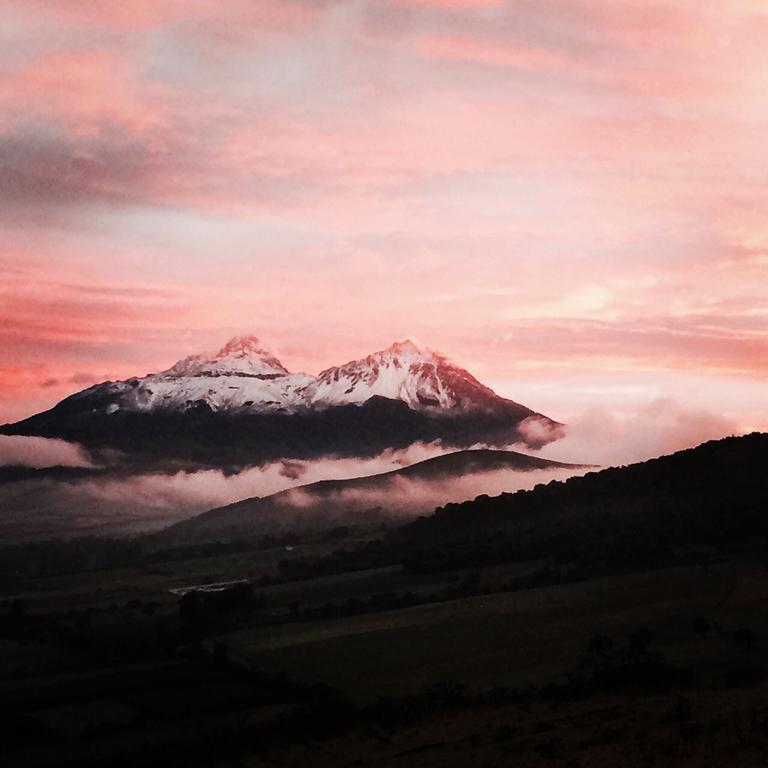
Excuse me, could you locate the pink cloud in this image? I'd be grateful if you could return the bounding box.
[539,398,740,466]
[395,0,503,7]
[416,35,573,72]
[6,0,329,33]
[0,50,166,136]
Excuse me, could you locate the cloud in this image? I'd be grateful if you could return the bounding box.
[276,466,582,523]
[0,435,94,468]
[277,460,307,480]
[3,0,333,38]
[393,0,504,9]
[518,415,566,449]
[415,35,573,72]
[0,126,161,215]
[0,441,447,538]
[536,398,740,466]
[0,403,744,541]
[0,460,584,542]
[0,439,580,540]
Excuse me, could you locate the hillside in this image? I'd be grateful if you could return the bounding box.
[384,432,768,572]
[163,448,587,544]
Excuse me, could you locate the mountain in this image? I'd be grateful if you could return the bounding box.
[14,336,544,417]
[161,448,588,544]
[1,336,563,468]
[303,340,508,411]
[42,336,314,417]
[166,336,292,378]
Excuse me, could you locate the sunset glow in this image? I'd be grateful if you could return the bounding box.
[2,0,767,430]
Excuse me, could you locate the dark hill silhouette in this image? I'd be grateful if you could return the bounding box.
[386,432,767,573]
[162,448,587,544]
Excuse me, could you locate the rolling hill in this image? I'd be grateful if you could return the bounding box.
[162,448,587,544]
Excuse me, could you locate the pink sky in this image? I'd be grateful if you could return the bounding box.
[1,0,767,431]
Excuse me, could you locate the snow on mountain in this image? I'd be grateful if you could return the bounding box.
[303,340,503,411]
[4,336,563,462]
[74,336,313,415]
[164,336,290,378]
[67,336,531,417]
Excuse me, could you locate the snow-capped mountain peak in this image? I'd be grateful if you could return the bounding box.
[79,336,311,415]
[385,339,422,355]
[301,340,499,411]
[163,336,290,378]
[61,335,536,421]
[11,335,561,457]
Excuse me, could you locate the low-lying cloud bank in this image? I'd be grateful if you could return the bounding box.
[0,462,579,543]
[0,435,94,468]
[534,398,740,467]
[0,440,462,540]
[277,467,581,521]
[167,463,590,543]
[0,399,743,542]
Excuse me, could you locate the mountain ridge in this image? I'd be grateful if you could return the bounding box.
[42,336,538,417]
[1,336,564,467]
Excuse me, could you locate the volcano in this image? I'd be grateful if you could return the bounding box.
[2,337,563,468]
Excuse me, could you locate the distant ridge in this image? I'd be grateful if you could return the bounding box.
[161,448,588,544]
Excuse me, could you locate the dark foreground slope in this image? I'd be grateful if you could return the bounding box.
[163,448,586,544]
[385,431,768,572]
[4,434,768,768]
